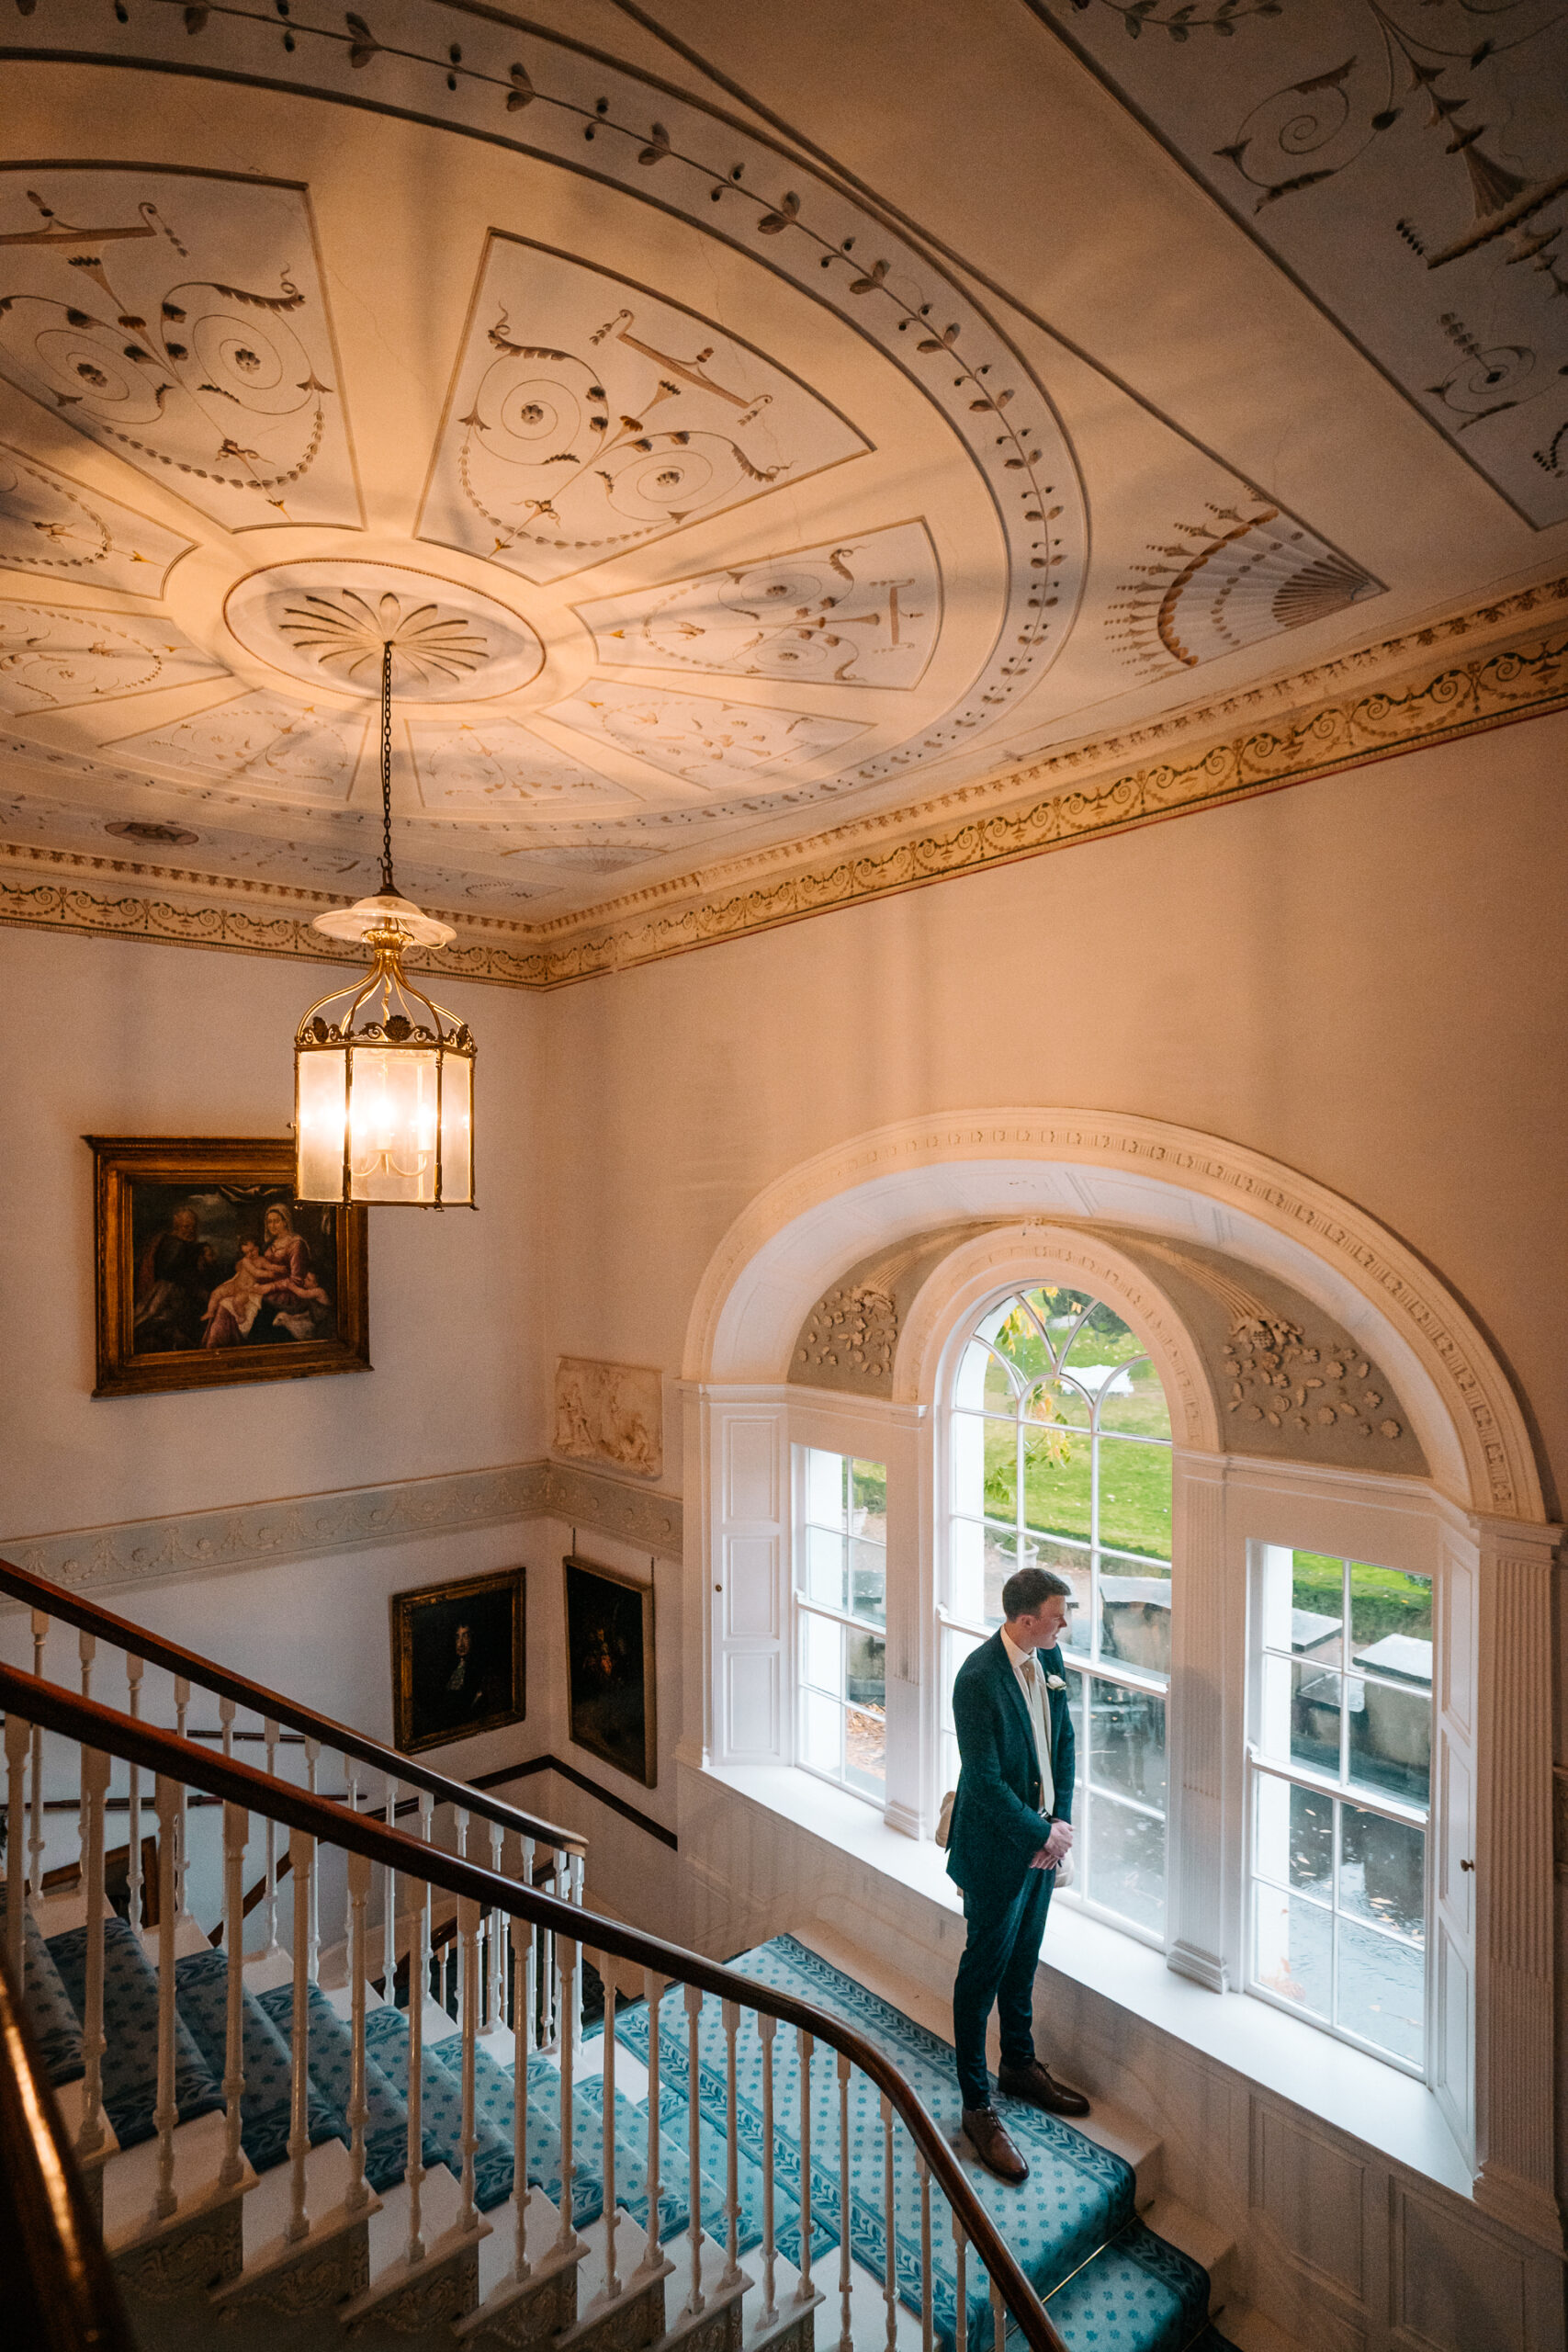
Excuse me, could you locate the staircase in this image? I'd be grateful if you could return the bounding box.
[1,1553,1247,2352]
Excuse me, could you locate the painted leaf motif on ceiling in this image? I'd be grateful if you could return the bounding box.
[402,717,634,812]
[0,441,196,593]
[418,238,870,585]
[108,689,366,801]
[542,680,867,789]
[0,601,228,713]
[1109,503,1382,677]
[1036,0,1568,526]
[0,170,358,532]
[577,521,942,688]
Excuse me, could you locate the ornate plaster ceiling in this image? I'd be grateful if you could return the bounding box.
[0,0,1563,933]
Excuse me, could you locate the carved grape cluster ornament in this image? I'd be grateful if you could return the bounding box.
[1223,1315,1401,1442]
[795,1283,898,1380]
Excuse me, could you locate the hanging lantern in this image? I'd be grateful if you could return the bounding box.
[293,643,476,1207]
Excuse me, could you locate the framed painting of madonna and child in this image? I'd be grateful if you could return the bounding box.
[89,1136,370,1397]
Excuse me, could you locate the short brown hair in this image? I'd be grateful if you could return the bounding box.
[1001,1564,1072,1621]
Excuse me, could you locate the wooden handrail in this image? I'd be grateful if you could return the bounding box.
[0,1926,138,2352]
[0,1554,582,1857]
[0,1663,1068,2352]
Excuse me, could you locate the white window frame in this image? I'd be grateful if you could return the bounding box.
[793,1444,891,1806]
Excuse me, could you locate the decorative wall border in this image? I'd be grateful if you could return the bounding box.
[0,1456,683,1600]
[4,585,1565,987]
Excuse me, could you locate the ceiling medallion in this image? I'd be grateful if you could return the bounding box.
[224,560,546,704]
[278,588,489,690]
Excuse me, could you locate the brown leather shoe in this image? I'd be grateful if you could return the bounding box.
[997,2058,1090,2118]
[961,2105,1030,2185]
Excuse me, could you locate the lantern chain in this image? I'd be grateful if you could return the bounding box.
[379,639,396,896]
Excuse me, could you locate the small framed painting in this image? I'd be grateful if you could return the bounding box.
[391,1567,527,1756]
[564,1554,657,1788]
[89,1136,369,1398]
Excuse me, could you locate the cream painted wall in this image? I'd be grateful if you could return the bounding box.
[538,709,1568,1521]
[0,925,545,1542]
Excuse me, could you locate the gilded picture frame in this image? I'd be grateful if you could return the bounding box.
[563,1553,658,1788]
[89,1135,369,1398]
[391,1566,526,1756]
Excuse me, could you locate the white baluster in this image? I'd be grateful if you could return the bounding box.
[511,1917,533,2281]
[639,1970,664,2277]
[602,1953,620,2301]
[78,1628,96,1701]
[570,1853,586,2057]
[837,2053,853,2352]
[883,2096,897,2352]
[919,2154,934,2352]
[304,1737,321,1984]
[152,1776,180,2221]
[287,1826,314,2243]
[684,1982,705,2315]
[77,1747,110,2163]
[759,2010,777,2326]
[27,1611,46,1910]
[953,2214,968,2352]
[220,1804,247,2190]
[795,2031,815,2305]
[456,1804,469,1860]
[457,1895,480,2237]
[721,1997,741,2290]
[219,1694,235,1762]
[991,2278,1005,2352]
[521,1836,536,2041]
[484,1821,503,2034]
[382,1775,398,1996]
[5,1713,28,1981]
[556,1935,580,2255]
[405,1865,429,2268]
[125,1657,144,1935]
[173,1676,189,1919]
[345,1849,371,2212]
[262,1720,280,1957]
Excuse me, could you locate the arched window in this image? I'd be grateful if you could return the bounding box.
[942,1284,1173,1940]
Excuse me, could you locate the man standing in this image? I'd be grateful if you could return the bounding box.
[945,1563,1089,2184]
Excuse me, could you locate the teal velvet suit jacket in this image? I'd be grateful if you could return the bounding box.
[944,1630,1075,1904]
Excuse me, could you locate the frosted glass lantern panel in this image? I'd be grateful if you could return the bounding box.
[348,1047,439,1204]
[295,1051,347,1203]
[438,1054,473,1204]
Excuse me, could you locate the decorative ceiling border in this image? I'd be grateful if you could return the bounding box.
[2,572,1565,987]
[0,1455,683,1600]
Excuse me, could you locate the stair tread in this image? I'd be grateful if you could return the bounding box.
[1043,2221,1210,2352]
[48,1915,223,2152]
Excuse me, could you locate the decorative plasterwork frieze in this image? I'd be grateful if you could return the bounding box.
[0,1456,683,1600]
[2,584,1566,987]
[553,1358,664,1482]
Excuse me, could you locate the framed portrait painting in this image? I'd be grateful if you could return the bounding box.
[391,1567,526,1756]
[563,1554,657,1788]
[89,1136,369,1398]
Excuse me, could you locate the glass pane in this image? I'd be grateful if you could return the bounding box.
[1098,1356,1171,1441]
[950,1516,987,1626]
[801,1610,842,1696]
[1087,1792,1165,1932]
[1336,1917,1424,2064]
[1025,1285,1097,1350]
[800,1688,840,1777]
[1340,1804,1426,1942]
[983,1526,1032,1623]
[1086,1679,1166,1811]
[1096,1436,1171,1562]
[1348,1561,1432,1652]
[849,1537,886,1628]
[1099,1567,1170,1677]
[992,1296,1051,1385]
[845,1707,886,1792]
[1066,1666,1085,1765]
[804,1523,847,1612]
[805,1448,848,1532]
[953,1340,993,1413]
[1021,1423,1091,1545]
[1290,1552,1346,1664]
[1252,1883,1331,2018]
[1292,1662,1349,1777]
[952,1411,987,1522]
[846,1629,886,1713]
[849,1459,886,1538]
[982,1419,1019,1521]
[984,1351,1023,1411]
[1349,1675,1431,1808]
[1024,1377,1090,1432]
[1061,1301,1138,1376]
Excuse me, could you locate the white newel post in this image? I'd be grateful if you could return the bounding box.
[704,1390,790,1769]
[1472,1512,1563,2247]
[1166,1450,1230,1990]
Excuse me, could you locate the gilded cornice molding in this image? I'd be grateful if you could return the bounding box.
[3,579,1565,988]
[1,1457,683,1600]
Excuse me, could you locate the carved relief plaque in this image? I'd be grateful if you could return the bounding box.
[554,1357,663,1481]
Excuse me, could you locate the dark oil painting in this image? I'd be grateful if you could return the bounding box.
[564,1554,657,1788]
[393,1568,526,1756]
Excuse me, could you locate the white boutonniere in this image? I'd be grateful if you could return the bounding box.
[1044,1674,1066,1691]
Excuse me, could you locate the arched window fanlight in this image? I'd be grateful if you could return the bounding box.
[293,639,475,1207]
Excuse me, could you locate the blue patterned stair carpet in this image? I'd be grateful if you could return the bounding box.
[616,1934,1220,2352]
[48,1917,224,2150]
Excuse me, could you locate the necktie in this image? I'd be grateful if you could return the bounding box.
[1019,1655,1054,1813]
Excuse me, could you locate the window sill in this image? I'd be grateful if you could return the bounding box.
[697,1759,1474,2205]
